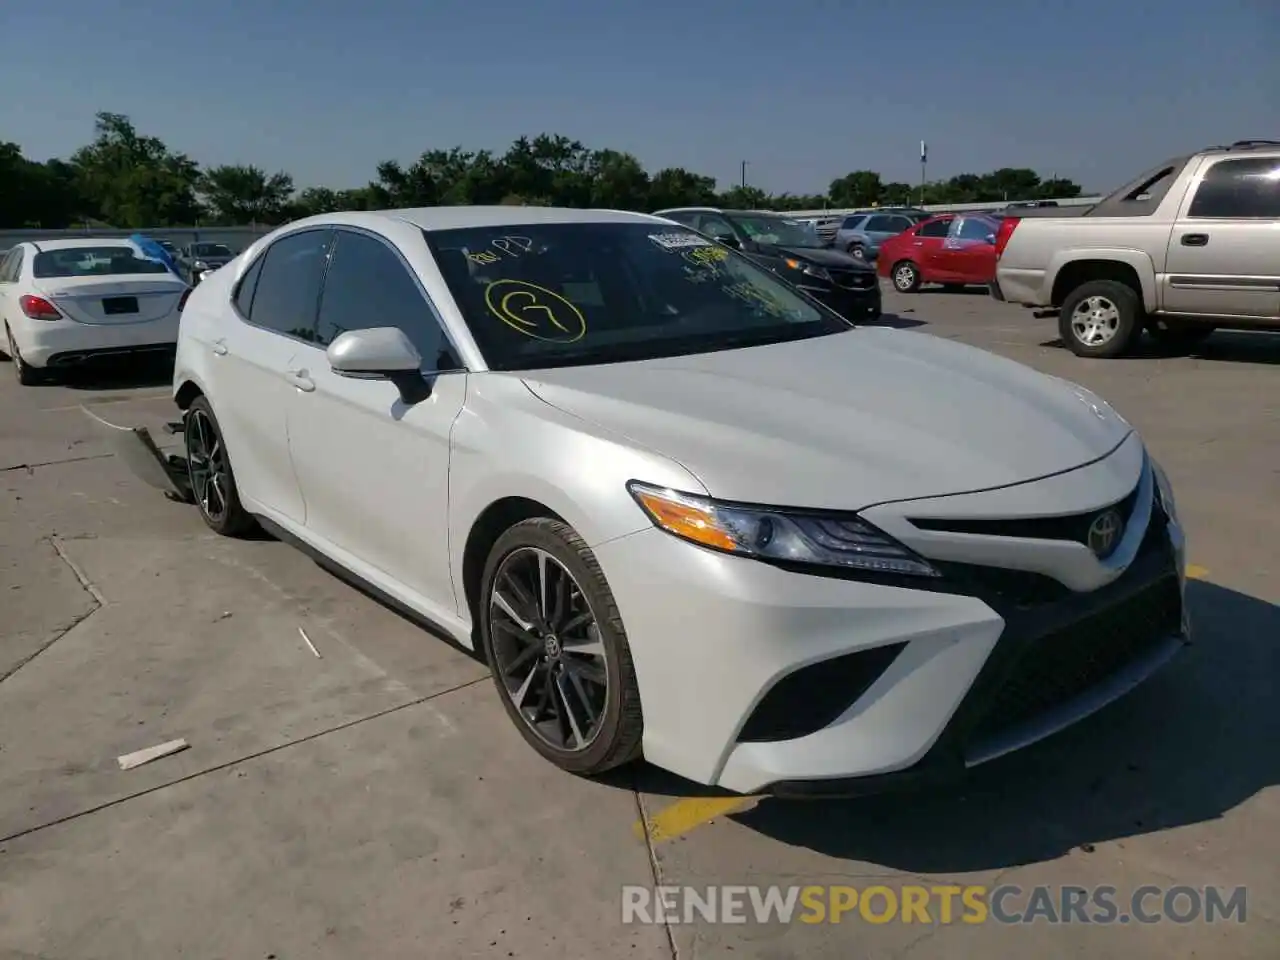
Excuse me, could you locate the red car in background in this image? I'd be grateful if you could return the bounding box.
[876,213,1002,293]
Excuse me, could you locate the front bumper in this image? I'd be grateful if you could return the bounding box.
[594,454,1186,795]
[807,283,881,322]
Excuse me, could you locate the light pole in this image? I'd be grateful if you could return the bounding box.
[919,141,927,205]
[741,160,748,189]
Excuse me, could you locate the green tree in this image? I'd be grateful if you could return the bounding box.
[648,167,717,210]
[199,164,294,224]
[69,112,201,227]
[829,170,883,208]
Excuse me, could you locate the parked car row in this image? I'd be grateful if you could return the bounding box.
[993,138,1280,357]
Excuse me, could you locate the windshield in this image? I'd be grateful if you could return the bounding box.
[33,246,171,278]
[424,222,851,371]
[730,214,824,248]
[194,244,233,257]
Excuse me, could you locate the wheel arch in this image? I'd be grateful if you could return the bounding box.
[1048,252,1156,311]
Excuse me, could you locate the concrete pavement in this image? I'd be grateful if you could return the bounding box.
[1,292,1276,958]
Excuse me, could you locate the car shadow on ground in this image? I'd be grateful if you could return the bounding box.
[1042,330,1280,366]
[627,579,1279,872]
[53,355,175,390]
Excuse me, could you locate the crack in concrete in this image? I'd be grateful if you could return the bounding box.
[0,675,489,846]
[0,453,114,474]
[0,536,106,685]
[633,790,680,960]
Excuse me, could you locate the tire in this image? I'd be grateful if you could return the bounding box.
[847,242,866,261]
[479,517,644,776]
[1147,319,1214,351]
[184,395,256,536]
[891,260,921,293]
[7,326,47,385]
[1058,280,1143,358]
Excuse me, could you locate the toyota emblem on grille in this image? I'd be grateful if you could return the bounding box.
[1087,509,1123,559]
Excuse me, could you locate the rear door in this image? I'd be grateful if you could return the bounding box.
[214,228,332,523]
[936,216,998,283]
[1162,155,1280,319]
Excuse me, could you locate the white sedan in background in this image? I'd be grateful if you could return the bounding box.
[0,238,190,385]
[97,206,1187,797]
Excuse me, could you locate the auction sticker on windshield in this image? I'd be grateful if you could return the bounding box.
[649,232,714,250]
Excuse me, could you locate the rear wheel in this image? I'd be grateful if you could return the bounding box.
[184,396,256,536]
[1058,280,1142,358]
[6,326,47,385]
[480,517,643,775]
[891,260,921,293]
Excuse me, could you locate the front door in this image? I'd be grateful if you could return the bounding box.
[935,216,998,284]
[285,227,467,617]
[1162,156,1280,319]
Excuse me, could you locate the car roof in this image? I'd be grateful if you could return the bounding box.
[288,206,669,233]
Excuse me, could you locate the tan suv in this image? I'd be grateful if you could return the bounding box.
[992,140,1280,357]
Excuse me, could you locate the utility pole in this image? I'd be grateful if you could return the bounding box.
[741,160,748,189]
[919,141,927,205]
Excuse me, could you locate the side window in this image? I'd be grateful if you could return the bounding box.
[233,252,265,318]
[1187,158,1280,219]
[890,216,913,232]
[316,230,460,370]
[864,215,894,232]
[247,229,332,340]
[916,218,952,238]
[696,215,736,239]
[0,250,15,283]
[954,217,995,242]
[841,215,867,230]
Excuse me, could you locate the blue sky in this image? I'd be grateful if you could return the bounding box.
[2,0,1275,197]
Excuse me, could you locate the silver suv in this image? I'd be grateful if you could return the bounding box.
[833,209,931,262]
[994,139,1280,357]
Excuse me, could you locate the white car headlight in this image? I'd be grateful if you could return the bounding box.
[1151,457,1178,524]
[627,482,940,578]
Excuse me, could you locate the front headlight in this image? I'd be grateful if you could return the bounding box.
[782,257,831,282]
[627,482,941,578]
[1151,457,1178,524]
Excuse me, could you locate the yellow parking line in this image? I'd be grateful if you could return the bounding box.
[634,795,759,844]
[1187,564,1209,579]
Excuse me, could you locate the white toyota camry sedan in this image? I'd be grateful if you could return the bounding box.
[128,206,1188,796]
[1,238,189,384]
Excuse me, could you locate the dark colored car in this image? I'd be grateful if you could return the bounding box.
[177,242,236,284]
[876,213,1002,293]
[653,207,881,321]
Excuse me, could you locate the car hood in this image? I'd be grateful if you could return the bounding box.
[520,328,1131,510]
[773,245,874,271]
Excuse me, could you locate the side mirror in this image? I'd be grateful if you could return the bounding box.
[327,327,431,404]
[713,234,741,249]
[985,233,996,245]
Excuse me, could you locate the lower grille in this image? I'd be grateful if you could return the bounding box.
[829,269,877,290]
[967,574,1182,745]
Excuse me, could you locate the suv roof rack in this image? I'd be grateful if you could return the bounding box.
[1202,139,1280,151]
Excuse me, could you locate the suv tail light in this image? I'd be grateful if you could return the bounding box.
[178,288,192,312]
[994,217,1019,259]
[19,294,61,321]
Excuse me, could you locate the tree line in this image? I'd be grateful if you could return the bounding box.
[2,112,1085,230]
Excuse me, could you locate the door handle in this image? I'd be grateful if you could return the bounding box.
[285,368,315,392]
[1181,233,1209,247]
[211,338,228,356]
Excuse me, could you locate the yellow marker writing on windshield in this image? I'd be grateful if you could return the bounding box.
[484,279,587,343]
